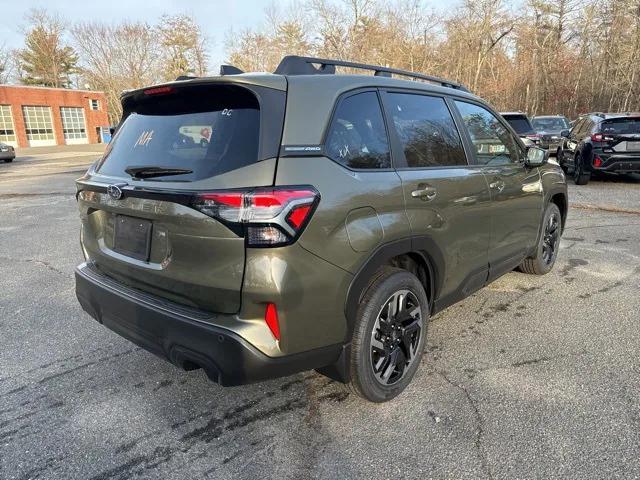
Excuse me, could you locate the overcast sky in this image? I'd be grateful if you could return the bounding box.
[1,0,451,71]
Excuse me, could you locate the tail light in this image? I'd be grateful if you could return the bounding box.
[191,186,319,247]
[591,133,604,142]
[593,155,603,167]
[591,133,614,143]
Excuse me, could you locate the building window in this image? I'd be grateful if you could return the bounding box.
[22,106,55,142]
[90,99,100,110]
[0,105,16,145]
[60,107,87,141]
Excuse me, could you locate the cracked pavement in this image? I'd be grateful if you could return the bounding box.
[1,150,639,479]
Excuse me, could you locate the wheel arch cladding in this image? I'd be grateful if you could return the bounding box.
[344,237,443,339]
[550,192,568,231]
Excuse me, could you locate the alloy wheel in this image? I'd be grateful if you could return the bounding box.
[370,289,422,385]
[542,212,560,266]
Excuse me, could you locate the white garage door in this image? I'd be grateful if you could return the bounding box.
[22,106,56,147]
[60,107,88,145]
[0,105,18,148]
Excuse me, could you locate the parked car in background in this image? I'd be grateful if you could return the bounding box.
[75,56,567,402]
[557,112,640,185]
[0,142,15,163]
[532,115,571,152]
[500,112,541,147]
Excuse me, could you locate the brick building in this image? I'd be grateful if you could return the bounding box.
[0,85,109,148]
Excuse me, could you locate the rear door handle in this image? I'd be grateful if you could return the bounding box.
[411,185,437,201]
[489,180,505,193]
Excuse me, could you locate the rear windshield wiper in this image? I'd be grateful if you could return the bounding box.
[124,166,193,179]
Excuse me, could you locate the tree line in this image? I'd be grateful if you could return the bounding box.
[3,1,640,123]
[228,0,640,119]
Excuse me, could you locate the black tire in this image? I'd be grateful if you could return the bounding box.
[573,153,591,185]
[519,203,562,275]
[347,267,429,402]
[3,158,13,163]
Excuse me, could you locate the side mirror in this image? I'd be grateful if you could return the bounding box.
[525,146,547,167]
[109,126,116,136]
[560,129,570,138]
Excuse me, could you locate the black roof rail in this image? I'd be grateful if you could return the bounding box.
[220,64,244,75]
[274,55,470,92]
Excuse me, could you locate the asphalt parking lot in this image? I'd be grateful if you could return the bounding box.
[1,148,639,479]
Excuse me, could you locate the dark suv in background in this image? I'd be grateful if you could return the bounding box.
[532,115,571,152]
[557,112,640,185]
[75,56,567,402]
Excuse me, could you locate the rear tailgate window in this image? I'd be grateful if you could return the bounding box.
[503,115,533,134]
[97,84,283,181]
[601,118,640,135]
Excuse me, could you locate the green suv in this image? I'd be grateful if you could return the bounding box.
[75,56,568,402]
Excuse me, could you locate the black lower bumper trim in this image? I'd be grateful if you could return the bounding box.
[75,263,342,386]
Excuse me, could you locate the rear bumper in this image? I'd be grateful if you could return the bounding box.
[0,150,15,160]
[593,154,640,173]
[75,262,341,386]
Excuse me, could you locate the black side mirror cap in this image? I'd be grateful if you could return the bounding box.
[560,129,570,138]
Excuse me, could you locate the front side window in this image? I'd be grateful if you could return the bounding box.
[455,101,523,165]
[325,91,391,169]
[386,93,466,168]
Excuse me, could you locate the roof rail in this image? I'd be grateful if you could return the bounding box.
[274,55,469,92]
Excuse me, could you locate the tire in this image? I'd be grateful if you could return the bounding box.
[573,153,591,185]
[347,267,429,402]
[519,203,562,275]
[3,158,13,163]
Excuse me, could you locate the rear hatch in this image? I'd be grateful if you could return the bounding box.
[600,117,640,153]
[76,78,286,313]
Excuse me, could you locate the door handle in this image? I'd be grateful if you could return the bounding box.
[489,180,505,193]
[411,185,437,201]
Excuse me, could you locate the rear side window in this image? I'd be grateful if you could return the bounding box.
[385,93,466,168]
[325,92,391,169]
[455,101,523,165]
[98,85,262,181]
[601,118,640,134]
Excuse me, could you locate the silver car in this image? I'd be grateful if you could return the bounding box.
[0,142,15,163]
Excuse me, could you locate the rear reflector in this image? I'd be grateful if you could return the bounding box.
[593,155,603,167]
[191,186,319,247]
[265,303,280,340]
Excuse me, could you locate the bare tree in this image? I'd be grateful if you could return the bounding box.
[157,14,209,80]
[72,21,160,123]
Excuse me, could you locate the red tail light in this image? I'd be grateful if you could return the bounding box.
[591,133,604,142]
[593,155,603,167]
[192,187,319,247]
[265,303,280,340]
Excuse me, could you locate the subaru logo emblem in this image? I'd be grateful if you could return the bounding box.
[107,184,125,200]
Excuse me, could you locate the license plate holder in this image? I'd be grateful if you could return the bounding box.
[113,215,152,261]
[626,141,640,151]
